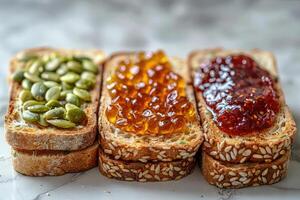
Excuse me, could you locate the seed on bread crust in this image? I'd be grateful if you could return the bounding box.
[99,149,195,182]
[201,151,290,189]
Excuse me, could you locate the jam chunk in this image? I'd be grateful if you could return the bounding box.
[194,54,280,135]
[106,51,196,135]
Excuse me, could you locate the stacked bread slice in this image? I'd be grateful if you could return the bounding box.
[98,53,203,181]
[5,48,105,176]
[189,49,297,188]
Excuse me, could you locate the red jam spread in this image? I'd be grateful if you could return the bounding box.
[194,54,280,135]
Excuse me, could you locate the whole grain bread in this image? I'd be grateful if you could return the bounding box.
[12,142,99,176]
[5,47,105,151]
[99,149,195,182]
[201,150,290,189]
[189,49,296,164]
[99,53,203,162]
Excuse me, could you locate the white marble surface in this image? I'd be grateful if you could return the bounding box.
[0,0,300,199]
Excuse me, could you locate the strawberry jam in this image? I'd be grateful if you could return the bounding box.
[194,55,280,135]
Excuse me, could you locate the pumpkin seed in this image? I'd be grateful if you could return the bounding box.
[31,82,48,101]
[28,105,49,113]
[59,90,72,100]
[56,64,68,75]
[45,58,61,71]
[41,72,60,82]
[66,61,83,73]
[38,114,49,127]
[73,55,92,62]
[23,100,45,110]
[28,60,42,75]
[82,60,98,73]
[22,110,40,122]
[75,79,93,90]
[17,52,37,62]
[73,87,91,101]
[24,72,41,82]
[23,59,32,69]
[81,71,96,84]
[19,90,33,103]
[12,70,25,82]
[47,119,75,128]
[44,81,60,88]
[62,82,73,90]
[60,72,80,84]
[50,52,59,59]
[46,99,62,108]
[17,52,93,129]
[44,107,65,120]
[66,107,86,123]
[42,54,51,63]
[21,79,33,90]
[45,86,61,101]
[59,56,70,63]
[66,93,81,106]
[65,103,79,111]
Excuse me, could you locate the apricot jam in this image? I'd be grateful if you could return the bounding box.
[194,54,280,135]
[106,51,195,135]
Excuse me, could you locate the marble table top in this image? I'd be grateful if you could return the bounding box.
[0,0,299,199]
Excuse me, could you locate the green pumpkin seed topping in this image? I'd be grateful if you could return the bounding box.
[27,105,50,113]
[47,119,76,129]
[19,90,33,103]
[31,82,48,101]
[21,79,33,90]
[22,110,40,122]
[12,70,25,82]
[13,51,98,129]
[46,99,62,108]
[44,107,65,120]
[45,86,61,101]
[66,107,86,123]
[73,87,91,101]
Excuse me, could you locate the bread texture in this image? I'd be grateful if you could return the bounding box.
[189,49,297,164]
[98,149,195,182]
[12,142,99,176]
[201,150,290,189]
[99,53,203,162]
[5,47,105,151]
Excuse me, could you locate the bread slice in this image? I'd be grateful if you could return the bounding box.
[98,149,195,182]
[189,49,296,164]
[99,52,203,162]
[12,142,98,176]
[5,47,105,151]
[201,150,290,189]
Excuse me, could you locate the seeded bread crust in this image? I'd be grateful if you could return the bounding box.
[201,150,290,189]
[189,49,297,164]
[12,142,98,176]
[99,53,203,162]
[5,47,105,151]
[99,149,195,182]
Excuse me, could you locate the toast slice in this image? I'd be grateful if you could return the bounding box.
[12,142,98,176]
[5,48,105,151]
[99,52,203,162]
[99,149,195,182]
[189,49,296,164]
[201,150,290,189]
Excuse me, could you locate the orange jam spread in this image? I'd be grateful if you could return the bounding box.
[194,54,280,136]
[105,50,196,135]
